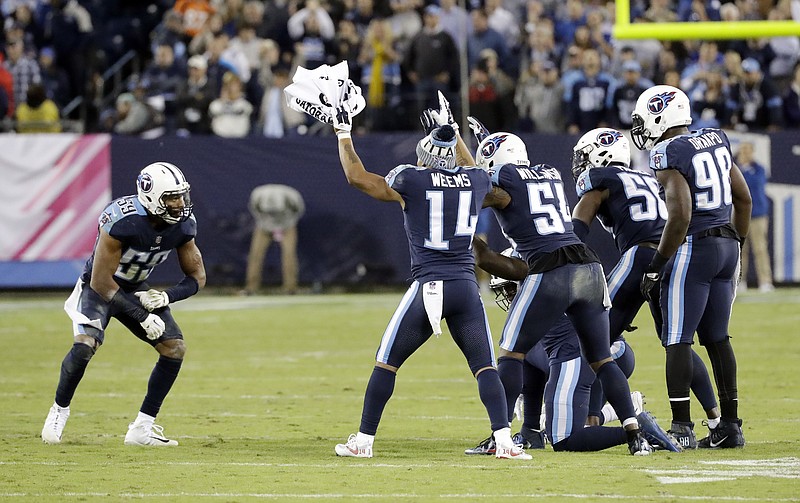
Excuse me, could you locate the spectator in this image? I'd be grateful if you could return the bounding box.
[736,142,774,293]
[15,82,60,132]
[680,41,724,94]
[208,71,253,138]
[520,21,559,76]
[188,13,225,56]
[438,0,470,52]
[229,23,265,73]
[38,46,70,109]
[690,71,732,129]
[403,5,459,121]
[3,37,40,110]
[150,9,187,61]
[467,8,510,74]
[358,17,402,131]
[480,49,516,130]
[0,53,15,117]
[514,59,564,133]
[553,0,585,47]
[609,60,649,130]
[484,0,520,53]
[344,0,376,36]
[644,0,677,22]
[258,67,303,137]
[242,184,305,295]
[288,0,336,70]
[766,7,800,93]
[140,44,186,129]
[730,58,783,131]
[174,0,216,39]
[175,55,215,136]
[784,63,800,127]
[387,0,422,57]
[108,92,164,136]
[468,60,501,131]
[335,19,362,87]
[567,48,613,134]
[257,0,293,55]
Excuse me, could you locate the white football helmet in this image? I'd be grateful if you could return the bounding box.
[572,128,630,180]
[136,162,193,224]
[475,132,530,170]
[631,85,692,150]
[489,247,521,311]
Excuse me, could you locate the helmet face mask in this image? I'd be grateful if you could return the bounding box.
[475,132,530,170]
[137,162,193,224]
[488,247,521,311]
[572,128,630,180]
[631,85,692,151]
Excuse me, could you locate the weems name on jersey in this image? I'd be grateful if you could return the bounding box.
[430,172,472,188]
[688,131,724,150]
[516,165,561,181]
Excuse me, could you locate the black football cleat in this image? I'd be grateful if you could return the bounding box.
[697,419,745,449]
[464,435,495,455]
[667,421,697,450]
[637,411,682,452]
[513,429,546,449]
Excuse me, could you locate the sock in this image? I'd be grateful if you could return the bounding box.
[689,348,718,411]
[588,378,605,424]
[705,339,739,420]
[600,402,617,425]
[356,432,374,446]
[140,356,183,418]
[595,361,635,424]
[55,343,95,407]
[134,411,156,426]
[358,366,396,436]
[497,357,523,424]
[707,417,721,429]
[521,360,546,431]
[665,343,693,423]
[476,368,509,431]
[553,426,628,452]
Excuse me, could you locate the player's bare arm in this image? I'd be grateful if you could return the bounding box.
[177,239,207,289]
[455,133,475,167]
[472,236,528,281]
[729,162,752,240]
[656,169,692,259]
[572,188,608,227]
[337,138,403,205]
[482,186,511,209]
[89,228,125,301]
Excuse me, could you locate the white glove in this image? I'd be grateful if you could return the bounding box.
[333,103,352,139]
[135,289,170,312]
[467,115,490,143]
[429,90,458,132]
[140,313,166,340]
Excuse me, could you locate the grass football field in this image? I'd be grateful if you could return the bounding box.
[1,288,798,502]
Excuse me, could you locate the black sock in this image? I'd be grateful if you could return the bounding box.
[595,361,635,424]
[553,426,628,452]
[140,356,183,418]
[521,360,546,431]
[477,368,509,432]
[705,339,739,420]
[588,378,605,425]
[359,366,396,436]
[689,348,718,412]
[666,344,693,423]
[55,343,95,407]
[497,357,523,424]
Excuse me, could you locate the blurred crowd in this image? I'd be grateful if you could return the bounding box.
[1,0,799,136]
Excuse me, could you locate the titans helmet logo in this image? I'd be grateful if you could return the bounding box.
[138,173,153,193]
[596,130,622,146]
[647,91,676,115]
[480,134,509,159]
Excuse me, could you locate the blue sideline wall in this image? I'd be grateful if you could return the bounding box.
[3,132,798,288]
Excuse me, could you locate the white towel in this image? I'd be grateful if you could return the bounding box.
[64,280,104,336]
[422,280,444,337]
[283,61,366,125]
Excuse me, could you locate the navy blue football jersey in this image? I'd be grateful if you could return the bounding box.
[576,166,666,253]
[650,128,735,235]
[489,163,581,265]
[80,195,197,290]
[386,164,491,283]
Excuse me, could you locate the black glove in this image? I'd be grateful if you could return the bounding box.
[420,109,438,135]
[640,251,669,302]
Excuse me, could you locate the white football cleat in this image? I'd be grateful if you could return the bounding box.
[42,404,70,444]
[124,422,178,446]
[631,391,645,416]
[494,428,532,460]
[334,433,373,458]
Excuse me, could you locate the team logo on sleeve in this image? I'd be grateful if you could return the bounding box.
[138,173,153,193]
[647,92,676,115]
[479,134,508,159]
[652,153,663,169]
[596,130,622,146]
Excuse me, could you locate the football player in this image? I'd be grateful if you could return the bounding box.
[42,162,205,446]
[330,99,530,460]
[632,85,751,448]
[571,128,721,447]
[466,242,679,453]
[466,121,652,455]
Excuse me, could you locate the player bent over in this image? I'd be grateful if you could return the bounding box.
[42,162,205,446]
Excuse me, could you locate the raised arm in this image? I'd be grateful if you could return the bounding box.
[337,137,403,204]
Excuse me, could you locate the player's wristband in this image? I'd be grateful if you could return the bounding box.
[647,251,669,273]
[110,289,149,323]
[164,276,200,303]
[572,219,590,242]
[336,131,351,140]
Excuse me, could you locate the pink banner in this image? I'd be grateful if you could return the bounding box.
[0,134,111,261]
